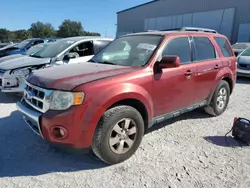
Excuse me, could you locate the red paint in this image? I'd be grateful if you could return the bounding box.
[30,31,236,149]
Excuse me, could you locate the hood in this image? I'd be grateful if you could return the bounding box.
[0,54,24,64]
[0,56,51,70]
[27,62,137,90]
[238,56,250,64]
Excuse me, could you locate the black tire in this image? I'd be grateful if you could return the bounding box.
[204,80,230,116]
[92,105,145,164]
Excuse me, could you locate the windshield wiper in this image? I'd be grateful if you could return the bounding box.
[99,61,116,65]
[88,59,98,63]
[29,54,42,58]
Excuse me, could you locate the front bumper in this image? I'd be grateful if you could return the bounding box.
[16,100,43,137]
[0,73,26,92]
[16,99,96,149]
[237,68,250,77]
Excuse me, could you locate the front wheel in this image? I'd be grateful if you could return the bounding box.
[204,80,230,116]
[92,105,145,164]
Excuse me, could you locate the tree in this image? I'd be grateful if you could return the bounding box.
[13,30,32,41]
[57,19,84,37]
[0,29,11,43]
[29,21,56,38]
[83,31,101,36]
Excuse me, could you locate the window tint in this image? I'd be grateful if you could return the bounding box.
[162,37,191,64]
[214,37,233,57]
[193,37,216,61]
[241,47,250,57]
[94,40,111,53]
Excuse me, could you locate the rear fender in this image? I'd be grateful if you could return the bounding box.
[207,68,234,102]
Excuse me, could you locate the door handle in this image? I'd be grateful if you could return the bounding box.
[214,64,220,70]
[185,70,192,76]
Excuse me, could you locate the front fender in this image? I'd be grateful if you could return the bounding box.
[81,83,153,132]
[95,83,153,119]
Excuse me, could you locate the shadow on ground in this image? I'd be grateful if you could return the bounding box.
[148,108,211,133]
[204,136,249,148]
[236,77,250,85]
[0,92,22,104]
[0,110,107,178]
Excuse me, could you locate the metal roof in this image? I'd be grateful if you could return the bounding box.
[117,0,158,14]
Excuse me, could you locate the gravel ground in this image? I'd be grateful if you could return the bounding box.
[0,78,250,188]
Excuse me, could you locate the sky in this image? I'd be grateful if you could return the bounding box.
[0,0,150,38]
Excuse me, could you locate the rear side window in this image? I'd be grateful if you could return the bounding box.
[193,37,216,61]
[93,40,111,53]
[214,37,233,57]
[162,37,191,64]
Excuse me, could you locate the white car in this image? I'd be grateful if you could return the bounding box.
[0,36,113,92]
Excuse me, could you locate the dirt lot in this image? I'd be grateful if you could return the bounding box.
[0,78,250,188]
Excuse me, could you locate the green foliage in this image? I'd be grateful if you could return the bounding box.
[57,19,84,37]
[29,21,56,38]
[0,20,101,43]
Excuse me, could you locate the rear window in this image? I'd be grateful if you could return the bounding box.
[214,37,233,57]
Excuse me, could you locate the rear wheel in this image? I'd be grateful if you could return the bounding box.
[92,105,144,164]
[204,80,230,116]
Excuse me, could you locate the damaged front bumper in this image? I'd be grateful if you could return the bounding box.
[0,71,26,92]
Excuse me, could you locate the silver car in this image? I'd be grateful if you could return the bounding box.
[237,47,250,77]
[0,37,113,93]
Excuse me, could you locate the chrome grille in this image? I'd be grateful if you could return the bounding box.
[23,81,53,113]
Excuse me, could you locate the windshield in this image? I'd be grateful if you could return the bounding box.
[32,39,76,58]
[92,35,163,67]
[15,39,31,49]
[25,43,50,55]
[240,47,250,57]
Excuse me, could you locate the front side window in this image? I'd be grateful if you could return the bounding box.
[69,41,94,57]
[162,37,191,64]
[214,37,233,57]
[193,37,216,61]
[92,35,162,67]
[240,47,250,57]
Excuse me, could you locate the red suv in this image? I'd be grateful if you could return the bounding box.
[16,28,237,164]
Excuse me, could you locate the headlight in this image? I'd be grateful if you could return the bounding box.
[50,91,84,110]
[12,69,30,77]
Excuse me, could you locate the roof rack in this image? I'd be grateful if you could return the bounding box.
[160,27,218,33]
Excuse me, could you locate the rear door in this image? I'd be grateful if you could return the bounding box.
[192,36,223,103]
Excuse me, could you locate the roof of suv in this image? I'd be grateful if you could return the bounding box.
[125,30,225,37]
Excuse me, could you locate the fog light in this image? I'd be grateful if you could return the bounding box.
[51,126,68,139]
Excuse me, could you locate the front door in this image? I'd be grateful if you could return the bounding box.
[152,36,196,117]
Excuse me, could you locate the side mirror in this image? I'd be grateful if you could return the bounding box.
[63,53,77,63]
[158,56,180,69]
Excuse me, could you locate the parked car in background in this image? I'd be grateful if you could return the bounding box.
[232,42,250,57]
[0,43,53,65]
[0,38,58,58]
[16,28,236,164]
[236,47,250,77]
[0,42,14,48]
[0,36,113,92]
